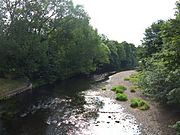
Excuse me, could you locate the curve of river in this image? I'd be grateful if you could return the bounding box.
[0,74,142,135]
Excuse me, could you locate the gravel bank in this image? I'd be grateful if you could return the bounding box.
[98,70,178,135]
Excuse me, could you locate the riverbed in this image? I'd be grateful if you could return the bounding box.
[0,71,178,135]
[0,72,142,135]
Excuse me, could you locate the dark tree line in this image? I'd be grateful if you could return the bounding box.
[0,0,137,84]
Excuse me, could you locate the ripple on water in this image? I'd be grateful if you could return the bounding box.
[18,90,141,135]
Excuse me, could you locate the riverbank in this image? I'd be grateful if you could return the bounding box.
[0,78,32,100]
[100,70,178,135]
[0,70,115,101]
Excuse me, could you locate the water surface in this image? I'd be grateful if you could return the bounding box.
[0,75,141,135]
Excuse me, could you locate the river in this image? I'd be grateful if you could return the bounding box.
[0,74,141,135]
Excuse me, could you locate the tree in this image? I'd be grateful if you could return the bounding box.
[142,20,164,58]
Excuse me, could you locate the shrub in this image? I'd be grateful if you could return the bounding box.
[130,98,149,110]
[128,72,144,88]
[124,77,130,81]
[139,69,180,106]
[139,103,150,110]
[116,93,128,101]
[114,89,124,93]
[111,85,127,93]
[171,121,180,135]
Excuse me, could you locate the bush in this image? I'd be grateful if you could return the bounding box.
[171,121,180,135]
[139,103,150,110]
[111,85,127,93]
[139,69,180,106]
[124,77,130,81]
[130,98,149,110]
[115,89,124,93]
[116,93,128,101]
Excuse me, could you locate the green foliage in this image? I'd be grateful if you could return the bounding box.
[130,98,150,110]
[116,93,128,101]
[171,121,180,135]
[139,69,180,105]
[130,86,139,90]
[142,20,164,58]
[102,40,137,71]
[95,43,110,67]
[135,6,180,132]
[167,88,180,105]
[129,73,141,84]
[137,2,180,107]
[0,0,138,85]
[111,85,127,93]
[124,77,130,81]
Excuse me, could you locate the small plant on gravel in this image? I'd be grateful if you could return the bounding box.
[116,93,128,101]
[129,73,139,84]
[130,89,136,93]
[124,77,130,81]
[115,89,124,93]
[130,98,150,110]
[111,85,127,93]
[102,87,106,91]
[130,86,139,90]
[130,86,136,93]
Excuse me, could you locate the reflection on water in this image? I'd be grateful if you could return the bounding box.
[0,76,141,135]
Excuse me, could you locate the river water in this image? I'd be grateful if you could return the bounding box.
[0,74,141,135]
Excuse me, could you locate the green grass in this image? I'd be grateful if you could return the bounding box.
[111,85,127,93]
[126,72,143,85]
[130,86,139,90]
[0,78,26,96]
[130,98,150,110]
[124,77,130,81]
[129,73,139,83]
[116,93,128,101]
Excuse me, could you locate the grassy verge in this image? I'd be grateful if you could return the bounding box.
[124,72,144,91]
[0,78,26,97]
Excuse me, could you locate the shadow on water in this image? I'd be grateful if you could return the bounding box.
[0,76,95,135]
[0,74,141,135]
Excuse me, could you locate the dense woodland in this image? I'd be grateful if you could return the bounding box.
[0,0,137,84]
[137,2,180,132]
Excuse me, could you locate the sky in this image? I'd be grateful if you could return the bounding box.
[73,0,177,45]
